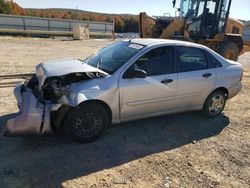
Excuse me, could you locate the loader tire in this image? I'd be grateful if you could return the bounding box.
[218,41,239,61]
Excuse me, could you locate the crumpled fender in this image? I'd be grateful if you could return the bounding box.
[58,89,104,107]
[57,77,111,107]
[4,87,52,136]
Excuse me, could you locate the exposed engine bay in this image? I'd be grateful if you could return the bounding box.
[23,58,108,102]
[26,72,106,102]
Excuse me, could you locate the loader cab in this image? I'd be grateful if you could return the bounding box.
[180,0,232,40]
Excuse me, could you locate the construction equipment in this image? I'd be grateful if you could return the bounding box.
[139,0,244,60]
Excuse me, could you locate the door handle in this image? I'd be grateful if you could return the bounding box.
[202,73,212,78]
[161,79,173,84]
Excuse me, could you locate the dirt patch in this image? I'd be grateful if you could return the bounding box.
[0,37,249,188]
[243,44,250,54]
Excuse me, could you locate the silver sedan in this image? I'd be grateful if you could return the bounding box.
[4,39,243,142]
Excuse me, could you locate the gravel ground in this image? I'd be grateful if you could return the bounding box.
[0,36,249,188]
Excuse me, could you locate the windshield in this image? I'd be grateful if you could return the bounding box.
[181,0,198,19]
[181,0,217,20]
[84,42,144,74]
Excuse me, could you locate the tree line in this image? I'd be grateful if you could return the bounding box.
[0,0,139,33]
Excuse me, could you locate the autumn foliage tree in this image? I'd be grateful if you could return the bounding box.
[8,1,26,15]
[0,0,10,14]
[0,0,139,33]
[0,0,26,15]
[113,16,125,32]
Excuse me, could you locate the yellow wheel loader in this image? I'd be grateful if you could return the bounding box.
[139,0,244,60]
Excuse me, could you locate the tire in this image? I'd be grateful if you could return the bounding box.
[218,41,239,61]
[64,103,109,143]
[202,91,226,118]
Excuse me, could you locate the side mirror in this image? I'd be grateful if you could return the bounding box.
[124,69,147,79]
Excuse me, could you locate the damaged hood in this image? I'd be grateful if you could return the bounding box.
[36,58,108,86]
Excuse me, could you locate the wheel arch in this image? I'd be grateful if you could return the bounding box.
[78,99,113,124]
[209,87,229,99]
[223,34,243,52]
[51,99,113,130]
[203,87,229,109]
[202,87,228,118]
[214,33,243,52]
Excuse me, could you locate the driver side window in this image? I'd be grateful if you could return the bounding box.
[134,46,174,76]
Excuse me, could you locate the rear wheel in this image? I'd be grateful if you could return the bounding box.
[64,103,109,143]
[203,91,226,118]
[218,41,239,61]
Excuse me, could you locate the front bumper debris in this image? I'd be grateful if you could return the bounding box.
[4,85,52,136]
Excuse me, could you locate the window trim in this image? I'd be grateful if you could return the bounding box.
[123,46,176,78]
[205,51,223,69]
[174,46,208,73]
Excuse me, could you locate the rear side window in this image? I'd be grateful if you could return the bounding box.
[135,46,174,76]
[176,46,207,72]
[206,52,223,68]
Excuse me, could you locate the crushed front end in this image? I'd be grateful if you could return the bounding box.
[3,58,108,137]
[4,77,53,136]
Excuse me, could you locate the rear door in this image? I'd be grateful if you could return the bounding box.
[175,46,216,109]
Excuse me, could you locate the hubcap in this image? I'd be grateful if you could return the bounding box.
[73,112,102,138]
[209,95,225,115]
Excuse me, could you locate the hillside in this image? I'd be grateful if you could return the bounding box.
[25,8,139,32]
[241,20,250,28]
[0,0,139,32]
[0,0,26,15]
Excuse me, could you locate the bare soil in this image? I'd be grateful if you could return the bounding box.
[243,44,250,54]
[0,36,249,188]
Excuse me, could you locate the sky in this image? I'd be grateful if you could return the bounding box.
[15,0,249,21]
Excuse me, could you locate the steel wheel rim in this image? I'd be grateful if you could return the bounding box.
[209,94,225,115]
[73,112,103,138]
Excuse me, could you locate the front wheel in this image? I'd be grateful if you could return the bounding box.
[203,91,226,118]
[64,103,109,143]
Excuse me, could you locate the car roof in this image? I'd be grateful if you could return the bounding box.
[124,38,206,49]
[122,38,229,66]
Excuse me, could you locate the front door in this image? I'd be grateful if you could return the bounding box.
[119,46,177,121]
